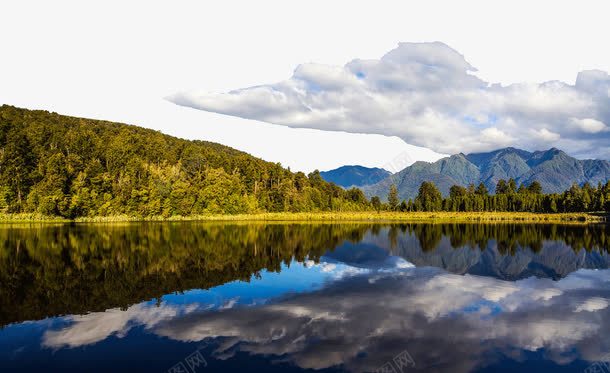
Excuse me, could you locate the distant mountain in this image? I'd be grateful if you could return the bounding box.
[363,147,610,200]
[320,165,391,188]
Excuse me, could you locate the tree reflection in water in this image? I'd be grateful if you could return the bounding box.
[0,222,608,326]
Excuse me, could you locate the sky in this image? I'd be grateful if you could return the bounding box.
[1,1,609,172]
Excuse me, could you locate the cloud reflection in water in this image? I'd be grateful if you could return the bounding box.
[42,258,610,373]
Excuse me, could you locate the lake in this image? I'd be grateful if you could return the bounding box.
[0,222,609,373]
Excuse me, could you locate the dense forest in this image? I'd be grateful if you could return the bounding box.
[382,178,610,213]
[0,105,371,217]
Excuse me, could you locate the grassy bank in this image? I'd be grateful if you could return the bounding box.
[182,211,607,223]
[0,211,606,223]
[0,213,70,223]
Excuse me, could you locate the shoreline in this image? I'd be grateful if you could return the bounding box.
[0,211,606,224]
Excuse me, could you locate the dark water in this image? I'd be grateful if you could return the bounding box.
[0,222,609,373]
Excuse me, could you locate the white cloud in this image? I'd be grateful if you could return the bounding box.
[480,127,515,146]
[531,128,561,142]
[570,118,608,134]
[169,42,610,159]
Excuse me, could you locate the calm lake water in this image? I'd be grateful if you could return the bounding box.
[0,222,609,373]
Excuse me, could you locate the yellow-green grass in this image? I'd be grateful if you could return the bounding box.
[0,213,70,223]
[0,211,606,224]
[179,211,606,223]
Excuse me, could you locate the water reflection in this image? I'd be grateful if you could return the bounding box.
[0,222,609,372]
[41,268,608,372]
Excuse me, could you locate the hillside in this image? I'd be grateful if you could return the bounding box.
[364,147,610,200]
[320,165,391,188]
[0,105,370,218]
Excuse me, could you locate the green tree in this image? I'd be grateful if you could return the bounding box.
[415,181,443,211]
[475,182,489,196]
[388,184,399,211]
[449,185,468,198]
[399,200,408,211]
[371,196,382,212]
[346,188,367,205]
[495,179,508,194]
[527,181,542,194]
[0,131,36,211]
[508,178,517,193]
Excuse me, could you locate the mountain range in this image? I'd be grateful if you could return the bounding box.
[360,147,610,200]
[319,165,391,188]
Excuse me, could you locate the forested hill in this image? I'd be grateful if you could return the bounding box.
[0,105,370,218]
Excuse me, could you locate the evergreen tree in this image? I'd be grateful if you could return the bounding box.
[399,200,408,212]
[388,184,399,211]
[415,181,443,211]
[496,179,508,194]
[475,182,488,196]
[527,181,542,194]
[508,178,517,194]
[0,131,36,211]
[449,185,468,198]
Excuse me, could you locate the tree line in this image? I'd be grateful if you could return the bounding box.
[382,179,610,213]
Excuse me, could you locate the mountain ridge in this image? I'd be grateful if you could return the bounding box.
[320,165,391,188]
[363,147,610,200]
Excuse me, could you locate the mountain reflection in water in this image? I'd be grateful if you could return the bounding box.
[0,222,608,373]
